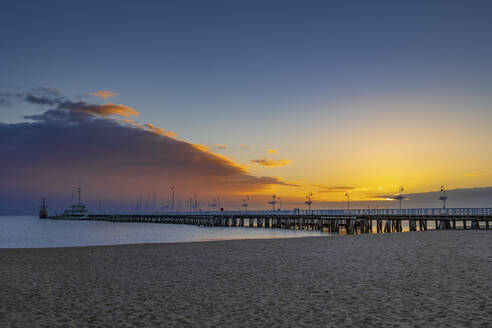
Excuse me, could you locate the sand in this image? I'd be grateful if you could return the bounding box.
[0,231,491,328]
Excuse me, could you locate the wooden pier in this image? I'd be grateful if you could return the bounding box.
[65,208,492,234]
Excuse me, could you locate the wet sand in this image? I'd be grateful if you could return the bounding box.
[0,231,491,327]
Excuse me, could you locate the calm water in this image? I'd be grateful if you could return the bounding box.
[0,216,328,248]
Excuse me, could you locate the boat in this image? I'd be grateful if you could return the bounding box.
[39,198,48,219]
[52,187,89,220]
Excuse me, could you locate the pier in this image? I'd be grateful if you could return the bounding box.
[63,208,492,234]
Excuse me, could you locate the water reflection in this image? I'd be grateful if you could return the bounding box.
[0,216,328,249]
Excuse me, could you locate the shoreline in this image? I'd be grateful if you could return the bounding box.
[0,216,328,249]
[0,234,333,250]
[1,231,491,327]
[0,228,472,251]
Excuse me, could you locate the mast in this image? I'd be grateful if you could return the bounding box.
[39,198,48,219]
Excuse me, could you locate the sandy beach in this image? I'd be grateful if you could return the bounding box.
[0,231,491,327]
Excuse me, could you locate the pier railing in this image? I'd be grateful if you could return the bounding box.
[303,208,492,216]
[77,207,492,233]
[112,208,492,217]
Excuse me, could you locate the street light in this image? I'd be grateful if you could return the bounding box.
[393,186,405,214]
[305,192,313,212]
[345,192,350,213]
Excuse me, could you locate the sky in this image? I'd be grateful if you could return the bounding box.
[1,0,491,213]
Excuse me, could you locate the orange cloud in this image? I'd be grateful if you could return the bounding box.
[57,101,139,118]
[20,89,137,118]
[251,158,291,167]
[313,185,354,193]
[86,103,138,117]
[265,149,277,154]
[89,90,119,99]
[144,123,177,138]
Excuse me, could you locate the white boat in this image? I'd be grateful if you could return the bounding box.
[52,187,88,220]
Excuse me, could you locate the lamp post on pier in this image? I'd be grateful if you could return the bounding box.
[345,192,350,214]
[305,192,313,213]
[268,195,277,212]
[170,185,175,211]
[394,186,405,215]
[439,186,448,209]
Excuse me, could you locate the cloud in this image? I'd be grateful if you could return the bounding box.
[209,144,228,151]
[372,187,492,208]
[58,101,138,117]
[28,87,61,98]
[464,173,479,177]
[144,123,176,138]
[25,94,57,106]
[1,87,61,107]
[20,89,139,118]
[240,144,249,149]
[250,158,291,167]
[0,93,12,106]
[22,87,61,106]
[88,90,119,99]
[265,149,277,154]
[0,92,294,213]
[375,194,407,201]
[313,185,354,193]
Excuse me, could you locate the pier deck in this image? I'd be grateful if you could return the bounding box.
[51,208,492,234]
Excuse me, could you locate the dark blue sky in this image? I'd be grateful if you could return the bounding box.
[2,1,491,123]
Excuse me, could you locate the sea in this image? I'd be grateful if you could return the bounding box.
[0,216,327,248]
